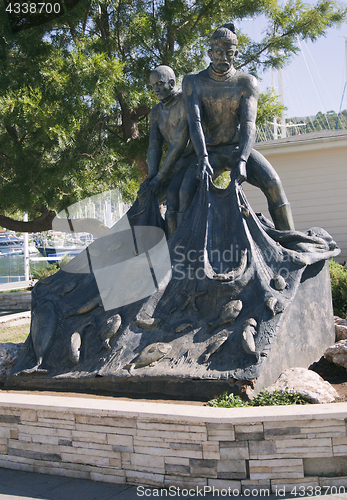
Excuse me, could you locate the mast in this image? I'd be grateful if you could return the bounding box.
[335,36,347,129]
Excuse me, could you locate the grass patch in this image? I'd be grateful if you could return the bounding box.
[208,389,309,408]
[0,323,30,343]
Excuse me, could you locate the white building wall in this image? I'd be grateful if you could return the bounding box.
[243,132,347,263]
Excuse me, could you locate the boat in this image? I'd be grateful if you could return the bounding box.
[0,232,24,255]
[36,244,84,258]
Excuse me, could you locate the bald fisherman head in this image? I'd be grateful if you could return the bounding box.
[150,66,177,102]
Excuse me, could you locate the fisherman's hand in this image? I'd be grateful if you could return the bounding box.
[138,176,154,195]
[198,156,213,180]
[236,160,247,184]
[149,174,162,195]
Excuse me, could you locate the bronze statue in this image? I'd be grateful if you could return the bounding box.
[9,25,340,400]
[181,23,295,231]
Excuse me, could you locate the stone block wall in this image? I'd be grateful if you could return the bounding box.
[0,393,346,494]
[0,292,31,311]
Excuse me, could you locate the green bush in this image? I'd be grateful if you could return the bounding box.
[208,393,248,408]
[329,260,347,319]
[31,262,60,281]
[208,389,308,408]
[250,389,308,406]
[31,254,73,282]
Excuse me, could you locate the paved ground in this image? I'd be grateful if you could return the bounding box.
[0,468,346,500]
[0,281,33,292]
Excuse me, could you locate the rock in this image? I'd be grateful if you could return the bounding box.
[324,340,347,370]
[335,325,347,341]
[0,343,23,382]
[335,316,347,341]
[265,367,339,404]
[335,316,347,326]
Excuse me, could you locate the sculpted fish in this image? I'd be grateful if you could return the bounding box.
[124,342,172,372]
[22,301,58,374]
[65,295,102,318]
[202,333,229,363]
[133,316,160,329]
[58,281,77,298]
[174,323,192,334]
[32,275,56,295]
[266,296,285,317]
[99,314,122,351]
[272,275,287,291]
[242,318,259,361]
[68,316,95,365]
[209,299,243,331]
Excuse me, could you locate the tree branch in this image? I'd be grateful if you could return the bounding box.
[0,208,109,236]
[0,208,56,233]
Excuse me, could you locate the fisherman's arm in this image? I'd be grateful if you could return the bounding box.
[150,115,189,193]
[237,76,259,183]
[147,106,163,179]
[182,75,213,178]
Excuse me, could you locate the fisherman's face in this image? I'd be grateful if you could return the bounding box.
[150,71,174,101]
[208,41,237,73]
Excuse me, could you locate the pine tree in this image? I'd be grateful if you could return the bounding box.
[0,0,346,232]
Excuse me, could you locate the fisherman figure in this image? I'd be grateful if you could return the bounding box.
[180,23,295,231]
[140,65,197,236]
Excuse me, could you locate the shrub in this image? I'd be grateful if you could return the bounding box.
[208,389,308,408]
[30,254,73,282]
[250,389,308,406]
[31,262,60,281]
[208,393,248,408]
[329,260,347,319]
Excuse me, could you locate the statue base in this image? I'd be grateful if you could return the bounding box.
[6,260,334,401]
[253,259,335,393]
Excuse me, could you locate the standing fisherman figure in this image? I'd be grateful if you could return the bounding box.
[180,23,295,231]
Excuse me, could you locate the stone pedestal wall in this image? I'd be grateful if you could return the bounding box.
[0,292,31,311]
[0,393,346,493]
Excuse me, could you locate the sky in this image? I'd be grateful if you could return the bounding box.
[237,6,347,120]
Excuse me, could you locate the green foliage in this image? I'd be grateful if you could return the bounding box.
[257,89,286,127]
[208,393,248,408]
[31,262,60,280]
[250,388,308,406]
[0,0,346,226]
[330,260,347,319]
[208,389,309,407]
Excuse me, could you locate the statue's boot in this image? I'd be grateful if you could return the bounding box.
[269,203,295,231]
[166,210,178,238]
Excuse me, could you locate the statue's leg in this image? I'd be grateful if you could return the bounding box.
[166,168,186,238]
[177,159,199,226]
[246,149,295,231]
